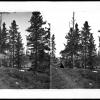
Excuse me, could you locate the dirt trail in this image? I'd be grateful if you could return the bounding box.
[50,65,89,89]
[50,65,80,88]
[56,68,81,88]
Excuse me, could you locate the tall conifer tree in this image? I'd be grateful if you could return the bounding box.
[61,23,80,68]
[51,34,56,58]
[81,21,96,69]
[9,20,23,68]
[27,12,50,72]
[0,22,9,53]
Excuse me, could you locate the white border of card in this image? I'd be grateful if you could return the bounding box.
[0,1,99,99]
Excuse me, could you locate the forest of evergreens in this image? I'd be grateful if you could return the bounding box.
[0,11,100,89]
[0,12,50,89]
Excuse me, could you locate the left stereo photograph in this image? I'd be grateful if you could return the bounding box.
[0,12,50,89]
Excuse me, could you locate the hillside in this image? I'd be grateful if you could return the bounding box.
[50,64,100,89]
[0,67,50,89]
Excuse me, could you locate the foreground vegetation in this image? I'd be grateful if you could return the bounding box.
[51,63,100,89]
[0,67,50,89]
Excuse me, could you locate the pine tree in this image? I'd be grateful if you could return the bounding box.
[15,32,24,69]
[87,33,96,69]
[60,12,80,68]
[73,23,82,68]
[51,34,56,59]
[0,22,9,53]
[60,23,80,68]
[27,12,50,72]
[9,20,21,68]
[81,21,90,68]
[81,21,96,69]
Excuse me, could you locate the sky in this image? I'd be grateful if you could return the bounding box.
[1,2,100,57]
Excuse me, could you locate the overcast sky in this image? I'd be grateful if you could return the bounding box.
[1,1,100,57]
